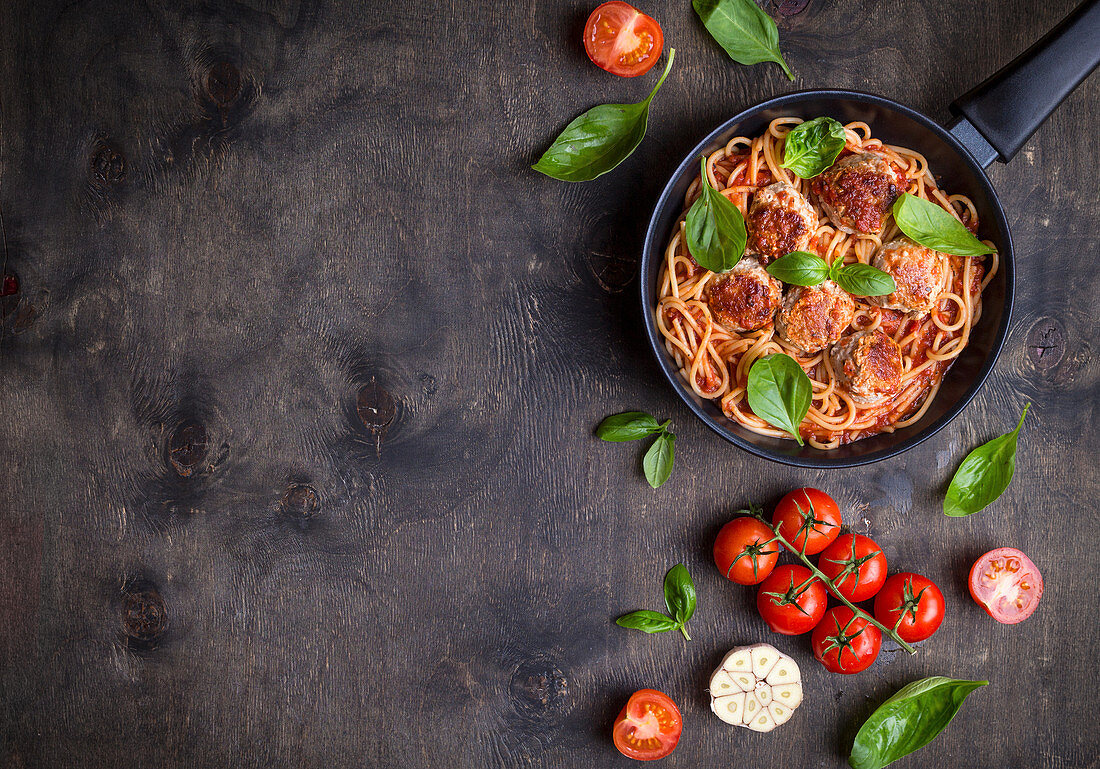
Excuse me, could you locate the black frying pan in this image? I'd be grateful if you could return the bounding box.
[640,0,1100,468]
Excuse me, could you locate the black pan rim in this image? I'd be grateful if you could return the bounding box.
[640,89,1016,469]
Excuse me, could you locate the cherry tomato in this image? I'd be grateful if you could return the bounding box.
[612,689,682,761]
[713,517,779,585]
[872,572,945,642]
[812,606,881,674]
[817,533,887,602]
[968,548,1043,624]
[756,564,828,635]
[583,2,664,78]
[772,488,841,555]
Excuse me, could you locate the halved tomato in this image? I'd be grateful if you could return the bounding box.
[612,689,682,760]
[969,547,1043,624]
[583,2,664,78]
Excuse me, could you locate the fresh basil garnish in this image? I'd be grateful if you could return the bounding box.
[693,0,794,80]
[766,252,896,296]
[944,404,1029,517]
[850,677,988,769]
[616,564,697,640]
[685,157,747,273]
[643,432,676,489]
[597,411,675,488]
[532,49,675,182]
[892,193,995,256]
[782,117,846,178]
[746,353,812,446]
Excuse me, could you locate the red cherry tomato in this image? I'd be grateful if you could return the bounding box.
[756,565,828,635]
[817,534,888,602]
[772,488,842,555]
[713,517,779,585]
[968,548,1043,624]
[873,572,945,642]
[612,689,682,761]
[583,2,664,78]
[812,606,881,674]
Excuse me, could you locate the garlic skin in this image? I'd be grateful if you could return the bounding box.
[708,643,804,732]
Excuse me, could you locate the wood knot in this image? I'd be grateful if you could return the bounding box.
[1026,316,1066,374]
[90,142,125,186]
[282,483,320,517]
[121,584,168,648]
[509,658,571,723]
[206,61,242,108]
[357,383,396,430]
[167,420,208,477]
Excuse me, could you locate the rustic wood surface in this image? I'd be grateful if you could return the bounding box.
[1,0,1097,767]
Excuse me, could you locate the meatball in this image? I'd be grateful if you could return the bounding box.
[869,238,948,314]
[705,256,783,332]
[775,280,857,354]
[829,329,905,404]
[813,153,905,235]
[746,182,817,262]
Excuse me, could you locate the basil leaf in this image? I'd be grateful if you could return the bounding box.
[766,251,829,286]
[615,610,680,634]
[850,677,988,769]
[532,50,675,182]
[834,262,897,297]
[746,353,812,446]
[693,0,794,81]
[642,432,675,489]
[596,411,662,442]
[891,193,995,256]
[662,564,696,626]
[944,404,1029,517]
[781,117,846,178]
[685,157,747,273]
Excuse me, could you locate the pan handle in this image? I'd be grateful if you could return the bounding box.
[949,0,1100,167]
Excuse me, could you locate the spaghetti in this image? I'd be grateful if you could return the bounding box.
[655,117,998,449]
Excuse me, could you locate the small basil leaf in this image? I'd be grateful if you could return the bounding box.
[596,411,662,442]
[642,432,675,489]
[532,50,675,182]
[781,117,847,178]
[850,677,988,769]
[685,157,747,273]
[944,404,1029,517]
[835,262,897,297]
[766,251,830,286]
[746,353,812,446]
[615,610,679,634]
[693,0,794,80]
[662,564,696,625]
[891,193,995,256]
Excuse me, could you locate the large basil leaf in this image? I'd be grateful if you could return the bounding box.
[746,353,812,446]
[766,251,830,286]
[596,411,662,442]
[850,677,988,769]
[685,157,747,273]
[663,564,696,626]
[533,50,675,182]
[642,432,675,489]
[693,0,794,80]
[892,193,995,256]
[834,262,896,297]
[944,404,1029,516]
[782,117,846,178]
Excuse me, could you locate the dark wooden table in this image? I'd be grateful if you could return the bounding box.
[2,1,1097,766]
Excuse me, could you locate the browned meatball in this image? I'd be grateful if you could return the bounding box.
[705,256,782,332]
[869,238,948,314]
[829,329,905,404]
[813,153,905,235]
[775,281,857,354]
[746,182,817,262]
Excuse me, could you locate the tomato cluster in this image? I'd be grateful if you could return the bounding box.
[713,488,946,674]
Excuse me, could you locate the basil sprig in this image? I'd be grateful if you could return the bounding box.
[850,677,988,769]
[944,404,1029,517]
[782,117,846,178]
[685,157,747,273]
[597,411,675,488]
[693,0,794,80]
[892,193,995,256]
[766,251,896,297]
[746,353,812,446]
[532,49,675,182]
[617,564,696,641]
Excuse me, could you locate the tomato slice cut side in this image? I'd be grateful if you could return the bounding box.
[584,2,664,78]
[969,547,1043,624]
[612,689,682,760]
